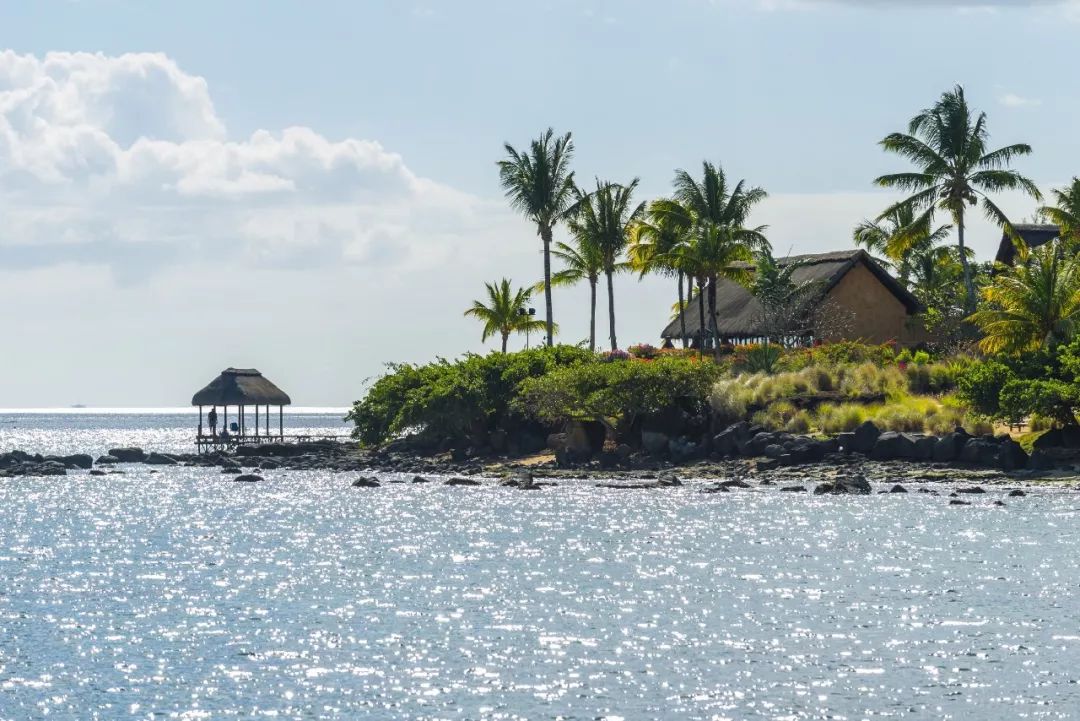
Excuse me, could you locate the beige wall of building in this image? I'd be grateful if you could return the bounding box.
[817,262,926,346]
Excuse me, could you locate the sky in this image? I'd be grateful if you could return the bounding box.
[0,0,1078,407]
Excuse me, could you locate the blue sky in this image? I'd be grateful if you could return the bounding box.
[0,1,1077,406]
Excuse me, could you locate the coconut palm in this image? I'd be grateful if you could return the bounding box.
[852,205,952,285]
[1040,178,1080,247]
[567,178,645,351]
[968,243,1080,354]
[659,162,769,351]
[463,279,549,353]
[630,199,693,347]
[540,236,605,352]
[875,85,1041,313]
[497,128,576,347]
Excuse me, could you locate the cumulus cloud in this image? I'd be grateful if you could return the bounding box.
[0,50,502,280]
[999,92,1042,107]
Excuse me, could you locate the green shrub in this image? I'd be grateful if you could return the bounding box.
[912,350,931,366]
[807,341,896,367]
[745,344,783,374]
[896,348,913,364]
[840,362,905,398]
[999,378,1080,427]
[347,346,597,446]
[956,360,1017,418]
[517,355,722,426]
[815,403,866,433]
[710,379,754,425]
[785,410,813,434]
[800,366,836,392]
[1029,413,1055,432]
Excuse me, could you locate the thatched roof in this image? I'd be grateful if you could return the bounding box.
[191,368,292,406]
[994,224,1060,266]
[660,249,919,339]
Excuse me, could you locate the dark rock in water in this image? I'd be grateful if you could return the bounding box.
[956,486,986,494]
[445,477,481,486]
[411,475,430,484]
[657,472,682,487]
[756,458,781,472]
[597,481,665,490]
[780,485,806,492]
[89,469,107,476]
[234,474,264,483]
[502,471,540,489]
[763,444,785,459]
[145,452,178,466]
[108,447,146,463]
[759,479,774,486]
[889,484,908,493]
[701,484,731,494]
[1008,489,1027,497]
[814,474,872,495]
[960,439,999,467]
[870,431,916,460]
[96,454,120,465]
[352,477,380,488]
[719,478,752,489]
[949,499,971,506]
[712,423,750,457]
[835,432,856,453]
[994,500,1007,506]
[64,454,94,470]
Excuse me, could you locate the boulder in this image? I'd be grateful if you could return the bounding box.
[870,431,916,460]
[95,454,120,465]
[889,484,908,493]
[956,486,986,494]
[108,447,146,463]
[814,474,872,495]
[89,469,107,476]
[352,477,380,488]
[780,485,807,492]
[234,474,264,483]
[1028,449,1054,471]
[1008,489,1027,497]
[444,477,481,486]
[411,475,430,483]
[850,421,880,454]
[911,435,937,461]
[145,452,178,466]
[835,432,856,454]
[657,472,683,487]
[756,458,781,472]
[63,454,94,470]
[763,444,785,459]
[959,438,999,467]
[949,499,971,506]
[718,478,752,489]
[932,430,970,463]
[701,484,731,494]
[1033,426,1080,449]
[996,439,1029,471]
[712,422,752,457]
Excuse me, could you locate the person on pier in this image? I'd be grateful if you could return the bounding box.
[208,407,218,437]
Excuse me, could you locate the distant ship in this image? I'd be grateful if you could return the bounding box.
[70,404,87,409]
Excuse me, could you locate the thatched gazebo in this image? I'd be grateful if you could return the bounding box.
[192,368,292,448]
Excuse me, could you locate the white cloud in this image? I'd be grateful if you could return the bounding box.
[999,92,1042,107]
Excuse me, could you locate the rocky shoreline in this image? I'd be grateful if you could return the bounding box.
[2,419,1079,503]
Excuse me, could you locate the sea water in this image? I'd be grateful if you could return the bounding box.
[2,411,1080,719]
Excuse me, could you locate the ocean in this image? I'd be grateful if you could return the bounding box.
[1,411,1080,719]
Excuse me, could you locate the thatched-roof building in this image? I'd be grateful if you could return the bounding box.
[660,249,926,347]
[994,224,1061,266]
[192,368,292,447]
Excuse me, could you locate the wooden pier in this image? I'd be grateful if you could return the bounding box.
[195,432,351,453]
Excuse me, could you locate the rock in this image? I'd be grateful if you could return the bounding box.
[889,484,908,493]
[1008,489,1026,497]
[911,435,937,461]
[997,439,1029,471]
[641,430,670,456]
[814,474,872,495]
[411,475,430,483]
[615,444,634,462]
[994,500,1007,506]
[108,447,146,463]
[960,438,999,467]
[1033,426,1080,449]
[780,485,806,492]
[89,469,107,476]
[956,486,986,494]
[835,432,856,454]
[352,477,380,487]
[719,478,752,489]
[763,443,785,459]
[63,454,94,470]
[668,437,701,463]
[756,458,781,472]
[701,484,730,493]
[1028,449,1054,471]
[145,452,178,466]
[657,472,682,487]
[949,499,971,506]
[444,477,481,486]
[95,454,120,465]
[234,474,264,483]
[850,421,880,454]
[759,479,774,486]
[932,430,970,463]
[870,431,916,460]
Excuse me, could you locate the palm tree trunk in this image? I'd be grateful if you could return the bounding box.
[958,211,975,313]
[697,277,706,356]
[501,331,508,354]
[589,278,597,352]
[606,269,617,351]
[540,223,555,346]
[677,271,688,348]
[708,276,720,357]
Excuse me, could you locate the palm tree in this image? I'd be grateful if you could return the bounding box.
[671,224,759,355]
[541,236,605,351]
[567,178,645,351]
[852,205,952,285]
[659,161,769,351]
[968,243,1080,354]
[497,128,576,347]
[463,279,549,353]
[1040,178,1080,247]
[630,199,693,347]
[875,85,1041,313]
